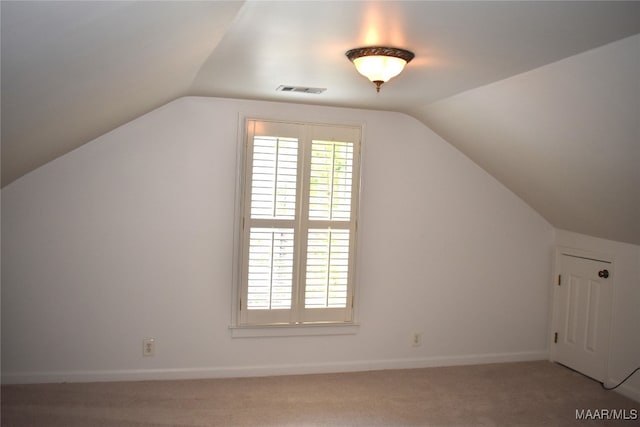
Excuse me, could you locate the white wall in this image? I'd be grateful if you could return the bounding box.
[1,97,554,383]
[554,229,640,401]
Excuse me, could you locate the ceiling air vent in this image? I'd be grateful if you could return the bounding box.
[276,85,326,94]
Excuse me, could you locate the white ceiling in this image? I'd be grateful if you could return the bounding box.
[2,1,639,244]
[419,34,640,245]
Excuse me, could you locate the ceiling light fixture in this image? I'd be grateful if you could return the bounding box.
[345,46,415,92]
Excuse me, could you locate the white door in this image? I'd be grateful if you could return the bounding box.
[554,254,613,382]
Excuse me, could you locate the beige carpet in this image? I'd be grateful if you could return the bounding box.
[2,361,639,426]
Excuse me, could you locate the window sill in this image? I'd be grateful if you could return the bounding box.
[229,322,360,338]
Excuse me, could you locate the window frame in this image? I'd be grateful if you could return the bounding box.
[230,116,363,335]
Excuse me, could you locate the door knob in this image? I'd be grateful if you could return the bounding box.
[598,269,609,279]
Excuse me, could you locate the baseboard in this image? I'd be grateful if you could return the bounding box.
[1,350,548,385]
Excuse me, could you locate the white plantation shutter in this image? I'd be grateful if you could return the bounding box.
[308,141,354,221]
[304,229,350,308]
[250,137,298,220]
[247,228,294,310]
[240,119,360,326]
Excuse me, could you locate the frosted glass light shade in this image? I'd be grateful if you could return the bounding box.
[352,55,407,83]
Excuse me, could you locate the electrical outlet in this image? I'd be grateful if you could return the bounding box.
[412,332,422,347]
[143,338,155,357]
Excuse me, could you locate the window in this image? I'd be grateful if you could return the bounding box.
[237,119,361,327]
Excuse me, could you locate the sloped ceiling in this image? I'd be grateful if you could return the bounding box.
[1,1,244,187]
[1,1,639,244]
[416,35,640,245]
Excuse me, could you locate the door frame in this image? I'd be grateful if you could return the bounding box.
[549,246,616,380]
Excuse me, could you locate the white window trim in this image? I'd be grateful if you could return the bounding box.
[230,114,364,336]
[229,322,360,338]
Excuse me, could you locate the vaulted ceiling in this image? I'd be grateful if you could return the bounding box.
[2,1,639,244]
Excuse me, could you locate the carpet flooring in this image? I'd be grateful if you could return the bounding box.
[2,361,639,426]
